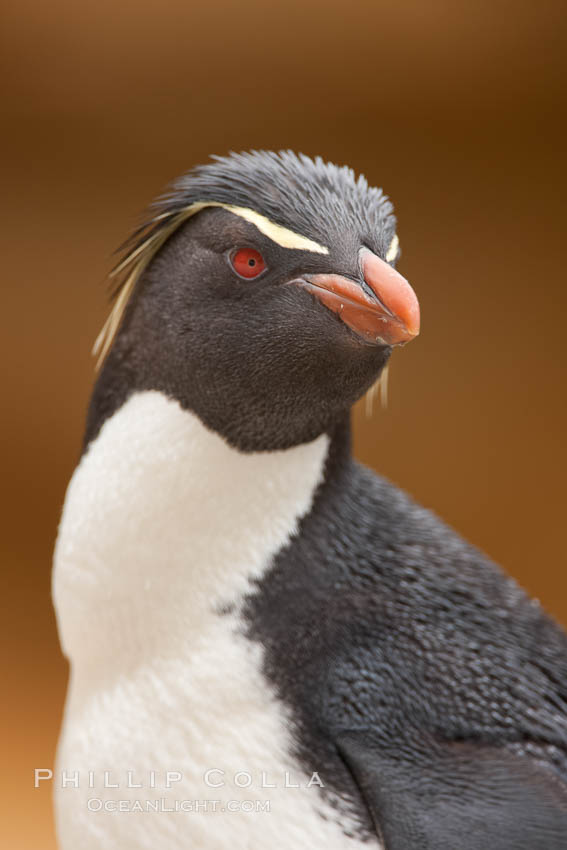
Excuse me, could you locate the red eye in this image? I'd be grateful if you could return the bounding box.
[230,247,266,279]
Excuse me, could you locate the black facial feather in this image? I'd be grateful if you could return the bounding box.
[87,152,398,451]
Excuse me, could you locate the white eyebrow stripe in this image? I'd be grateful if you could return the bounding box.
[385,233,399,263]
[202,202,329,254]
[111,201,328,278]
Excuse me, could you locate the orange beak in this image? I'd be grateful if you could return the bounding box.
[295,247,420,346]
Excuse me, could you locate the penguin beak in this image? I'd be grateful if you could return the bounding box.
[295,247,420,346]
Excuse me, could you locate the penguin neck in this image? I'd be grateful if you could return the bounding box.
[84,327,355,459]
[323,411,353,480]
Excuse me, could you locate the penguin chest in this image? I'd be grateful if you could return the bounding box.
[52,391,375,848]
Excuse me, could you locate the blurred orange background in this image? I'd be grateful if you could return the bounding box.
[2,1,566,846]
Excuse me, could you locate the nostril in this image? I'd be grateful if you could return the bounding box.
[360,279,395,316]
[360,279,376,301]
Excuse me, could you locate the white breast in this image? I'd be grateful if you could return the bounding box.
[52,391,378,849]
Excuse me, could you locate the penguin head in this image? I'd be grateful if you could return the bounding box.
[95,151,420,451]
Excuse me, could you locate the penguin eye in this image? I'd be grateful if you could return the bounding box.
[229,247,267,279]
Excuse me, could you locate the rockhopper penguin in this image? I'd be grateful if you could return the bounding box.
[53,151,567,849]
